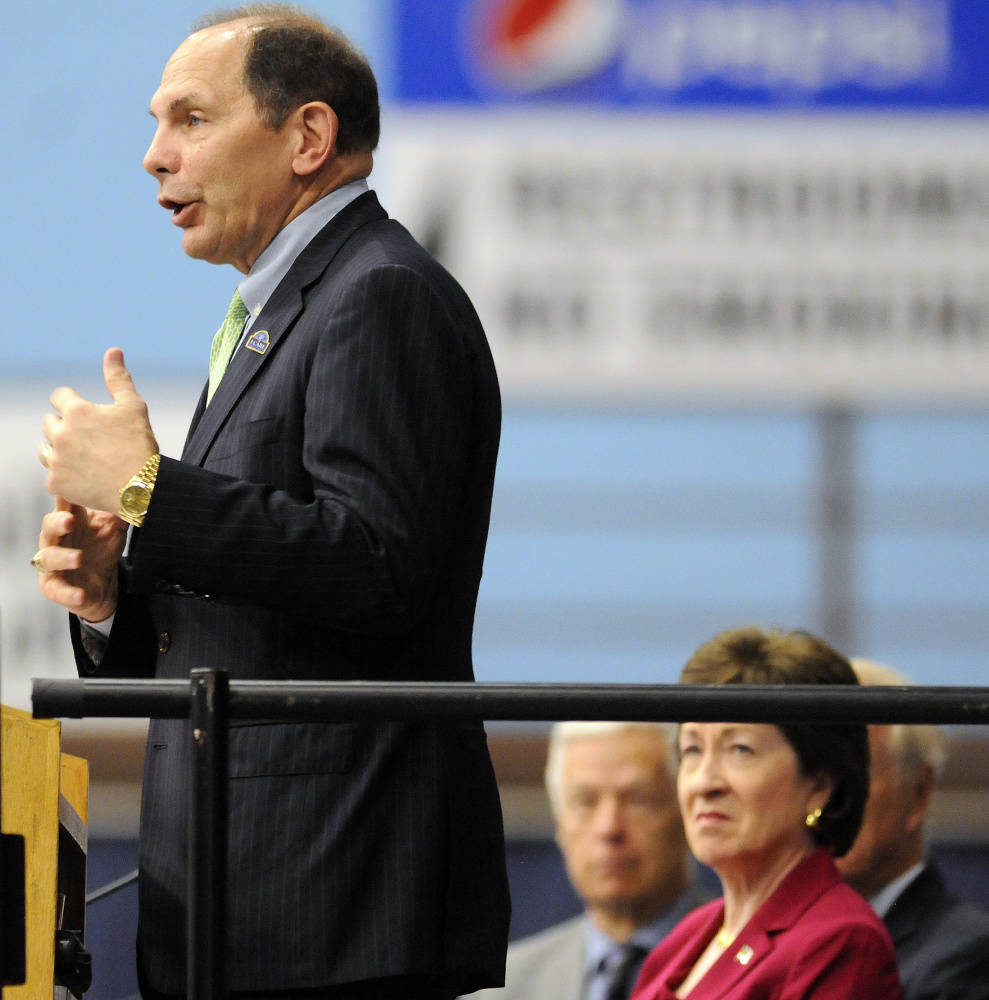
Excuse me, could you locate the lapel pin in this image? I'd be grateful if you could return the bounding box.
[245,330,270,355]
[735,945,754,965]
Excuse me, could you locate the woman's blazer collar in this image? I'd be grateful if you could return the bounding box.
[660,849,840,1000]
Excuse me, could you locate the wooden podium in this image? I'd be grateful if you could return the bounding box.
[1,706,89,999]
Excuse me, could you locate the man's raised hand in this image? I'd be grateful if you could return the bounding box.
[41,348,159,513]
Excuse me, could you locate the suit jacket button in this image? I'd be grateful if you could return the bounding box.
[158,632,171,653]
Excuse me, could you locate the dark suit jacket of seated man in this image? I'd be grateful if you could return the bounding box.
[35,7,510,999]
[838,660,989,1000]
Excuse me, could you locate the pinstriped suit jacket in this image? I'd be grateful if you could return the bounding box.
[71,191,511,996]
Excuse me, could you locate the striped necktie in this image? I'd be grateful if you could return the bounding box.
[605,943,650,1000]
[207,289,250,403]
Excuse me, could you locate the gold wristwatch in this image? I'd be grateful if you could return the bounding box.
[118,454,161,527]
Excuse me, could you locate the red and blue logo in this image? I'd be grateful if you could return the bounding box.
[395,0,985,110]
[468,0,625,92]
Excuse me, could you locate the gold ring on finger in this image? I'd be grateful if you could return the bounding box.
[40,443,53,469]
[31,550,48,573]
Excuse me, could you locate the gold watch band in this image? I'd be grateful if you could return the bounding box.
[134,453,161,487]
[118,453,161,527]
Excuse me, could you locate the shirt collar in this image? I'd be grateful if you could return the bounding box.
[238,178,369,322]
[583,883,704,976]
[868,860,927,919]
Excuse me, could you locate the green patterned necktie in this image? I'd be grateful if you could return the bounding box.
[207,288,250,403]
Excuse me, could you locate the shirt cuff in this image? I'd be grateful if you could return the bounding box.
[80,614,114,638]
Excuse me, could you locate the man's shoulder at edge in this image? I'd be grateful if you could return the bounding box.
[466,915,586,1000]
[508,914,586,962]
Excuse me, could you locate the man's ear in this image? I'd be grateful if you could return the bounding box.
[291,101,337,176]
[904,762,935,835]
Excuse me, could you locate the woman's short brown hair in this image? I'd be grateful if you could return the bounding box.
[681,626,869,857]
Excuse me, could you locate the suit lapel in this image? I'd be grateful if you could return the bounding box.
[558,921,587,1000]
[657,905,725,998]
[182,191,388,467]
[182,284,304,466]
[882,863,937,948]
[526,918,585,1000]
[687,923,774,1000]
[180,382,210,461]
[688,850,839,1000]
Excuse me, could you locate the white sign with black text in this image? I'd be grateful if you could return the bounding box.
[382,112,989,405]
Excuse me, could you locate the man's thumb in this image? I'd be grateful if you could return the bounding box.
[104,347,138,403]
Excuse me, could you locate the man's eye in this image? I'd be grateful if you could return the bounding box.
[188,114,204,126]
[625,792,660,809]
[568,794,594,810]
[679,744,700,756]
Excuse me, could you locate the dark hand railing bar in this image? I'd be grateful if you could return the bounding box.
[187,670,228,1000]
[32,678,989,725]
[30,673,989,1000]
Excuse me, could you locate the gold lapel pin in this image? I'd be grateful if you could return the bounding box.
[735,945,754,965]
[245,330,270,355]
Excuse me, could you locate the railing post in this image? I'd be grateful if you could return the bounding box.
[188,668,229,1000]
[817,405,857,654]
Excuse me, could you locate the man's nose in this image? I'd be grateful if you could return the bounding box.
[143,127,175,177]
[592,797,624,837]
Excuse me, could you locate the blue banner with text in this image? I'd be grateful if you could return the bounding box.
[395,0,989,109]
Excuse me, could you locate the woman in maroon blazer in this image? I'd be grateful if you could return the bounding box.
[632,628,902,1000]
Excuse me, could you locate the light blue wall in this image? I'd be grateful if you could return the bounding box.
[477,411,989,687]
[2,3,985,689]
[0,0,391,379]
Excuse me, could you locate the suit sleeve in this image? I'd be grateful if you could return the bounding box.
[918,958,989,1000]
[904,923,989,1000]
[126,262,478,635]
[69,565,158,678]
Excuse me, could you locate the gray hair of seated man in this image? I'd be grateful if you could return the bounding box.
[545,721,679,817]
[850,658,948,783]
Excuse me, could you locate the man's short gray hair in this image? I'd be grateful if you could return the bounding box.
[851,659,948,782]
[545,721,678,816]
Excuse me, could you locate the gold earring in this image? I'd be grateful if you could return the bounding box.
[805,807,823,828]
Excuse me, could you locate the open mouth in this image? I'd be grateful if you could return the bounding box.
[160,196,198,226]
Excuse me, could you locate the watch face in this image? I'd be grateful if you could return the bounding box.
[120,483,151,517]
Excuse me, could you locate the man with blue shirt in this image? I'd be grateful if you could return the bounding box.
[34,6,509,999]
[474,723,709,1000]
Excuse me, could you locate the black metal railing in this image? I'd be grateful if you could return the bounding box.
[31,674,989,1000]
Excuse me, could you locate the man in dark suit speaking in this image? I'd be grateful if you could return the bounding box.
[33,6,510,999]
